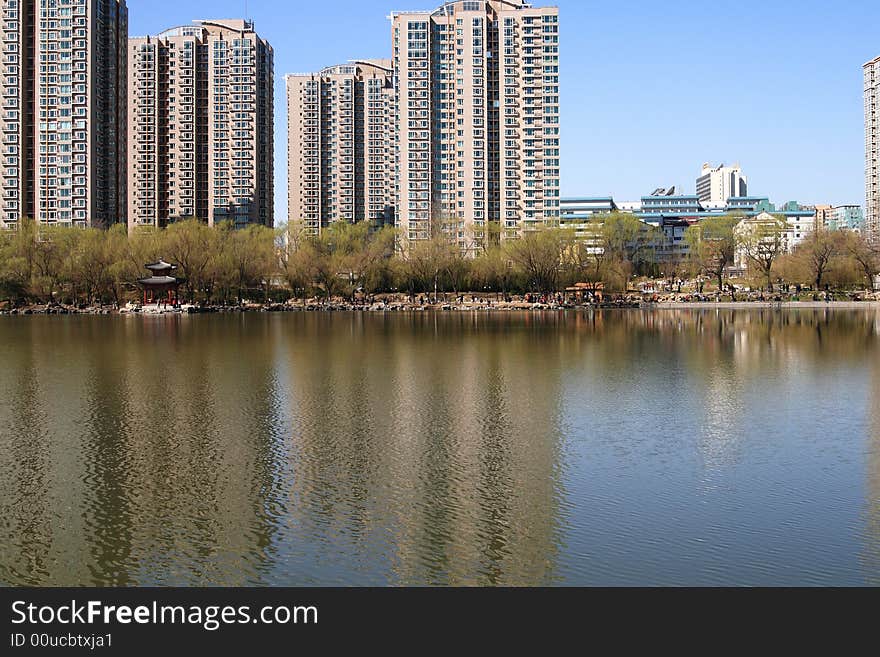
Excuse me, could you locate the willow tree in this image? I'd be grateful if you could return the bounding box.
[504,227,569,294]
[68,227,116,304]
[685,214,741,291]
[163,219,217,303]
[471,244,516,298]
[359,225,397,294]
[578,213,659,291]
[599,213,646,260]
[318,221,396,300]
[739,215,789,291]
[0,223,30,303]
[403,235,457,299]
[208,222,276,304]
[791,227,850,290]
[843,231,880,290]
[279,221,318,303]
[29,224,69,301]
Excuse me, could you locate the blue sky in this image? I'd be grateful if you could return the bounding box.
[128,0,880,219]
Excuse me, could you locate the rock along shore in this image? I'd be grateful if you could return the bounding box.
[2,299,879,316]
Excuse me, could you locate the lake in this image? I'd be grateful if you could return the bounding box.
[0,309,878,586]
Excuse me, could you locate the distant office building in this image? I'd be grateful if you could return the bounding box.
[734,211,819,269]
[780,200,809,213]
[559,197,616,239]
[564,190,818,264]
[832,205,864,231]
[696,163,748,207]
[286,61,395,234]
[786,212,818,246]
[559,197,690,264]
[391,0,560,249]
[560,197,617,217]
[616,201,642,213]
[726,197,775,213]
[865,56,880,242]
[814,205,835,229]
[0,0,128,229]
[733,212,783,270]
[641,195,703,215]
[815,205,864,232]
[128,20,274,230]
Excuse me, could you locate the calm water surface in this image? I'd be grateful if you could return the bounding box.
[0,310,879,586]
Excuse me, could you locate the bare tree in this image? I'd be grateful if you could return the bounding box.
[797,228,841,289]
[740,215,789,291]
[844,231,880,290]
[685,214,741,291]
[504,228,568,294]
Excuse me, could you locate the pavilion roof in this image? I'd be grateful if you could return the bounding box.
[138,276,179,286]
[145,260,177,272]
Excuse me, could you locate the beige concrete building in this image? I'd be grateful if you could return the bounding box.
[1,0,128,229]
[391,0,560,249]
[814,204,834,230]
[128,19,274,230]
[866,55,880,242]
[286,60,395,234]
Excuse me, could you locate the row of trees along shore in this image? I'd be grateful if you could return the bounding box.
[686,214,880,292]
[0,213,878,307]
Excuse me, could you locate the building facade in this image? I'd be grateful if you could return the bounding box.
[128,19,274,230]
[733,211,801,270]
[831,205,865,232]
[865,56,880,242]
[814,204,835,230]
[696,163,748,208]
[1,0,128,230]
[559,196,615,242]
[562,192,823,266]
[286,60,395,234]
[391,0,560,249]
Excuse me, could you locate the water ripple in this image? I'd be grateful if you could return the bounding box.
[0,310,878,585]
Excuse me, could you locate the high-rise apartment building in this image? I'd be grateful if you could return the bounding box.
[866,56,880,243]
[286,60,395,234]
[696,163,748,208]
[0,0,128,230]
[128,19,274,230]
[391,0,560,249]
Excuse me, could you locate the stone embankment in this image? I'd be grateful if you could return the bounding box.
[177,299,644,313]
[0,303,115,315]
[0,299,642,315]
[2,297,879,316]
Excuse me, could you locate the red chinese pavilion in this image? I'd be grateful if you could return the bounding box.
[138,260,180,306]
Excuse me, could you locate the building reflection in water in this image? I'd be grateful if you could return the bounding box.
[0,309,879,586]
[0,317,287,585]
[280,313,567,586]
[868,316,880,584]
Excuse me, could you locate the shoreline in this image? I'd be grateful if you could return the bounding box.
[2,300,880,316]
[651,301,880,310]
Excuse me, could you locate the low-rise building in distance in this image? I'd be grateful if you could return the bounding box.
[561,188,859,266]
